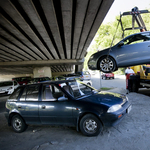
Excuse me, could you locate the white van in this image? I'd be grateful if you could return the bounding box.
[0,81,19,95]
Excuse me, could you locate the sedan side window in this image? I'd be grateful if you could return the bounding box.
[124,33,150,45]
[52,85,64,99]
[42,85,56,101]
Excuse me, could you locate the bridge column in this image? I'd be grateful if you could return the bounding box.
[33,67,52,78]
[75,64,83,73]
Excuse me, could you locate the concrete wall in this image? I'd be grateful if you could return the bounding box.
[0,74,33,81]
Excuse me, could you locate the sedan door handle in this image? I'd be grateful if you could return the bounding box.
[42,105,46,109]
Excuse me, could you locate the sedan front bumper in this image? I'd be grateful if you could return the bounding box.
[100,102,131,127]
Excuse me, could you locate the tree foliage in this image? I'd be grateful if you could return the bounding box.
[84,9,150,72]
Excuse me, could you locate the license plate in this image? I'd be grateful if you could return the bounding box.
[127,105,132,113]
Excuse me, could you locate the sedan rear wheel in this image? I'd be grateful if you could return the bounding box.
[11,115,27,133]
[99,56,116,73]
[80,114,103,136]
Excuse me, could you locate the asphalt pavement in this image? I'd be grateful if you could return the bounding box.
[91,73,126,90]
[1,74,150,150]
[0,96,7,113]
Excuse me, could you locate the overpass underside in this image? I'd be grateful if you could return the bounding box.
[0,0,114,75]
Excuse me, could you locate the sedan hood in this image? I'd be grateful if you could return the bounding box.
[93,48,109,56]
[80,91,127,106]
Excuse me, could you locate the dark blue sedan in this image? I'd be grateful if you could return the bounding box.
[88,31,150,73]
[5,80,131,136]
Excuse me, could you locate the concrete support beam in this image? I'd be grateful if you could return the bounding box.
[0,59,84,67]
[33,67,52,78]
[0,0,114,75]
[52,71,73,77]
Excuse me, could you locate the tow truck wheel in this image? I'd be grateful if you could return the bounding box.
[132,82,138,92]
[98,56,116,73]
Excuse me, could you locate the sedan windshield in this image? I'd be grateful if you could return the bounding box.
[60,81,97,98]
[0,82,13,86]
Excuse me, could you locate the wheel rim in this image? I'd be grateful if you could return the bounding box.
[13,118,22,131]
[83,119,97,134]
[100,58,113,72]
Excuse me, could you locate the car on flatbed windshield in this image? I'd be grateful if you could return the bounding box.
[5,80,131,136]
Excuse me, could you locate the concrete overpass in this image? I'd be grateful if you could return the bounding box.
[0,0,114,77]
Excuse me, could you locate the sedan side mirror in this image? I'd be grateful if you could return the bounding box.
[58,96,68,101]
[118,41,124,47]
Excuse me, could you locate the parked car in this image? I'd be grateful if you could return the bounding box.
[102,73,114,80]
[82,80,92,86]
[5,80,131,136]
[52,76,66,81]
[65,73,92,86]
[76,71,91,80]
[28,77,51,84]
[0,81,19,95]
[88,31,150,73]
[12,77,31,85]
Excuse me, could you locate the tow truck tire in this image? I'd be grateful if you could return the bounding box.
[132,82,138,92]
[130,75,140,93]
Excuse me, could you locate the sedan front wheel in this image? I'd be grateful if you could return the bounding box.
[80,114,103,136]
[98,56,116,73]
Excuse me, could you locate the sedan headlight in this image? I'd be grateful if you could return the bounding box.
[107,104,122,113]
[89,55,94,60]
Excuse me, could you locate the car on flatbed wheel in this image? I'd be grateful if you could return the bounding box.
[5,80,131,136]
[102,73,114,80]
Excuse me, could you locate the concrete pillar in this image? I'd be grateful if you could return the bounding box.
[75,64,83,73]
[33,67,52,78]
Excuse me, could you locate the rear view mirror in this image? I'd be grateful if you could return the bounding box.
[118,41,124,47]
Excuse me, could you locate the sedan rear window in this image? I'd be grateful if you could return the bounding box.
[20,85,39,101]
[8,87,22,101]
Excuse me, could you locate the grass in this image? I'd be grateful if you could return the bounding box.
[100,87,114,91]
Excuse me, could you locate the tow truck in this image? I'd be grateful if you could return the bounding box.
[130,65,150,92]
[119,7,150,92]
